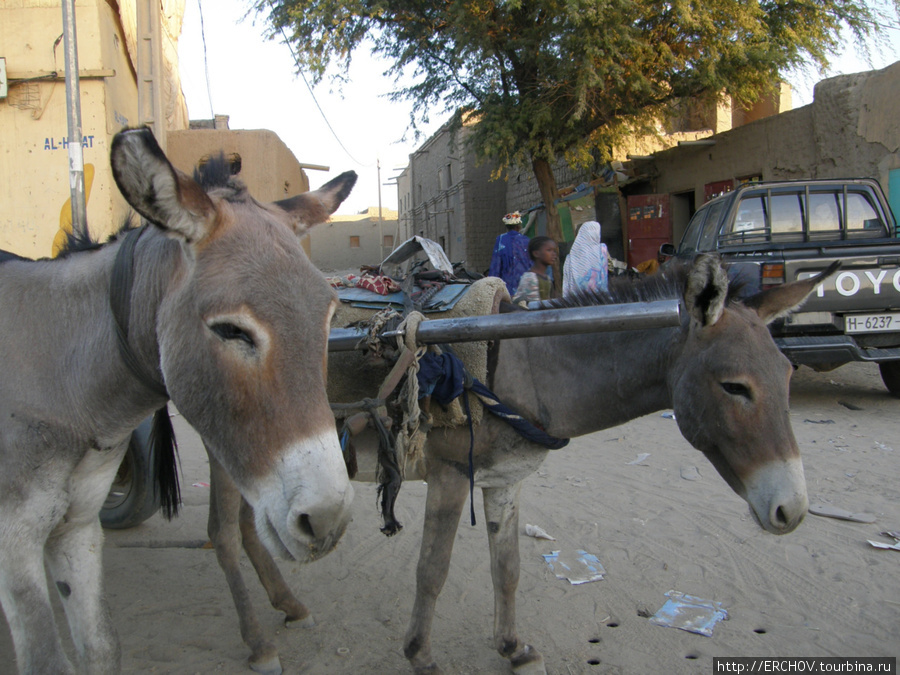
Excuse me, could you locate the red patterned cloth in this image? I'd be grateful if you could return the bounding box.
[356,274,401,295]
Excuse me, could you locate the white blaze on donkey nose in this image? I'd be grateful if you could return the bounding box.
[253,428,354,560]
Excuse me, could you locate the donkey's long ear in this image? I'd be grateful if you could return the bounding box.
[743,261,841,324]
[111,127,215,243]
[684,254,729,326]
[273,171,357,235]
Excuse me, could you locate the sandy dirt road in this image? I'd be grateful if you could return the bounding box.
[1,361,898,674]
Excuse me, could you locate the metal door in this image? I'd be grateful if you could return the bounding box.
[626,194,671,268]
[704,179,735,202]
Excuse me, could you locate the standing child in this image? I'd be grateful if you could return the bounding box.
[512,236,559,304]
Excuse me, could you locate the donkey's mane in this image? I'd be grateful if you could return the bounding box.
[50,151,243,260]
[0,250,31,265]
[544,258,746,309]
[51,219,139,259]
[194,153,247,202]
[546,263,687,309]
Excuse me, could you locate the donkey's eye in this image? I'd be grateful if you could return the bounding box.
[210,322,256,347]
[721,381,751,399]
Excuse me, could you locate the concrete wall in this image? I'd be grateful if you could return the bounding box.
[506,159,593,216]
[734,82,792,126]
[460,148,507,273]
[503,86,793,216]
[396,165,412,244]
[0,0,190,258]
[646,107,813,201]
[167,128,312,202]
[639,62,900,242]
[167,127,324,256]
[405,125,464,260]
[402,122,507,273]
[308,207,399,272]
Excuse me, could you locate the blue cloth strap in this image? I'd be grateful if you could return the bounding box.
[415,351,569,450]
[415,350,570,526]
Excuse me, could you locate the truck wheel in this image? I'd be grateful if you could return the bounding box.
[100,417,160,529]
[878,362,900,398]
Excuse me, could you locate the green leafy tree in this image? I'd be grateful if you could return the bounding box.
[254,0,895,261]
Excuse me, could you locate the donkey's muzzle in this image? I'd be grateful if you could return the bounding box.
[744,458,808,534]
[287,486,354,560]
[253,429,355,561]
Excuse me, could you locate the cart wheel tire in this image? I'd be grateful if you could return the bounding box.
[100,417,160,529]
[879,362,900,398]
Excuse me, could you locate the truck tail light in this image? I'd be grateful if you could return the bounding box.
[761,263,785,287]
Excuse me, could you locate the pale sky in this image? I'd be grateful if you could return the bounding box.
[176,0,442,216]
[176,0,899,216]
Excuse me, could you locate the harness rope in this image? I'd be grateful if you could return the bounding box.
[335,306,568,534]
[395,312,429,478]
[330,308,425,535]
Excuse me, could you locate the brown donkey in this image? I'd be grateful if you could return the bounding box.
[0,127,356,675]
[202,255,836,674]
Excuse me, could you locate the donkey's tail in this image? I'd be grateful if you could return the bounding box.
[149,405,181,519]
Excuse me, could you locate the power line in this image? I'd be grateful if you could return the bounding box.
[197,0,214,117]
[266,2,372,167]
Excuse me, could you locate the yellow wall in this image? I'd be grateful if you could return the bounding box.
[2,1,132,257]
[0,0,186,258]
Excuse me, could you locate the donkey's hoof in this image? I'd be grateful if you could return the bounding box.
[279,599,311,624]
[511,644,546,674]
[286,614,315,629]
[249,652,282,675]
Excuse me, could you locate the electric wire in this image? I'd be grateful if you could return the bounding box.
[197,0,215,118]
[266,1,372,167]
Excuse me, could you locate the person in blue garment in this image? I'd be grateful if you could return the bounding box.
[488,211,531,296]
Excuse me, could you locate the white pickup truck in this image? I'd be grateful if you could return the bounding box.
[663,177,900,395]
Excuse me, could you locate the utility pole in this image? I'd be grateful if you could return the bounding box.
[136,0,166,149]
[377,158,384,258]
[61,0,87,240]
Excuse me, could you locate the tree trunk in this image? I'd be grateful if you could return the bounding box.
[531,156,563,293]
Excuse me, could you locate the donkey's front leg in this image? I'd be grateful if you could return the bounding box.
[483,484,546,674]
[44,518,120,674]
[207,454,281,675]
[0,536,76,675]
[403,460,469,675]
[238,496,313,626]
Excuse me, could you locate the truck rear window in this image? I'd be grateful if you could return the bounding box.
[808,192,841,233]
[771,194,803,237]
[843,192,886,236]
[720,188,888,245]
